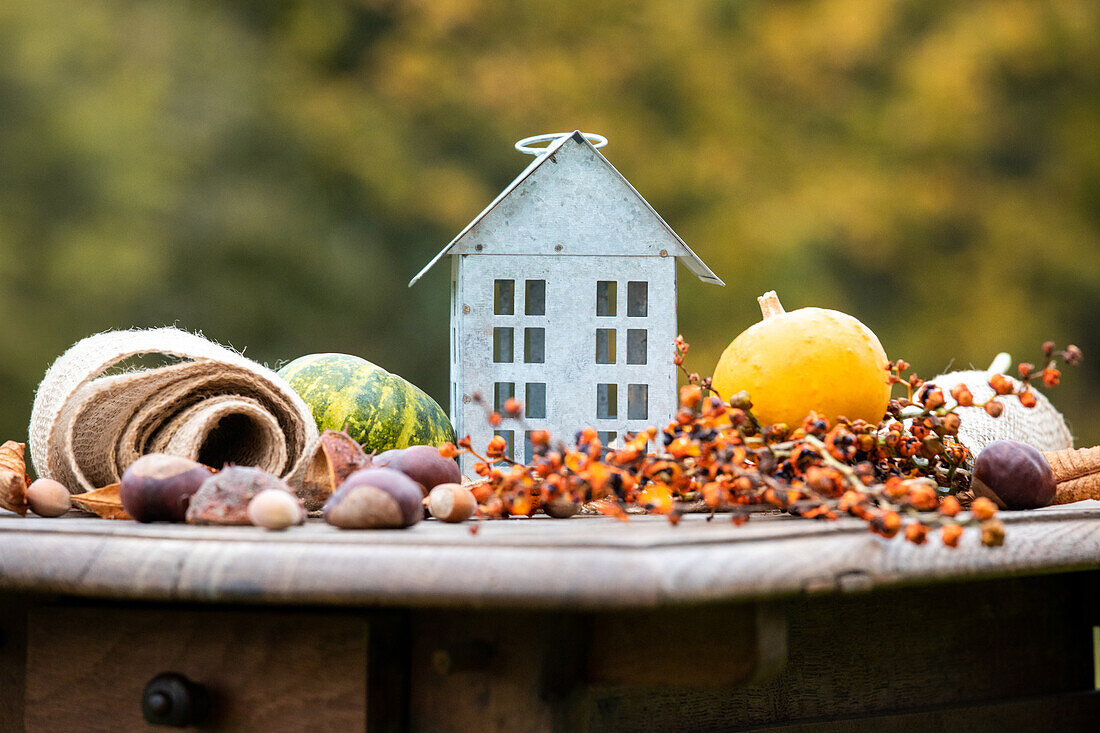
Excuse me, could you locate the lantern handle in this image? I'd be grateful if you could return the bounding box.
[515,132,608,156]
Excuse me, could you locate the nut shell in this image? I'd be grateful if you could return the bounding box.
[186,466,295,525]
[427,483,477,523]
[973,439,1057,510]
[323,467,423,529]
[121,454,216,523]
[27,479,72,517]
[373,445,461,495]
[247,488,306,530]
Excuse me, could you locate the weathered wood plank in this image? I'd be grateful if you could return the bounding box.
[24,605,368,731]
[572,573,1098,731]
[0,505,1097,610]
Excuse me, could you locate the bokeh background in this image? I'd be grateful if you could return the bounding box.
[1,0,1097,448]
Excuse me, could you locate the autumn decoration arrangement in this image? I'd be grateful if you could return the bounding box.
[0,295,1094,548]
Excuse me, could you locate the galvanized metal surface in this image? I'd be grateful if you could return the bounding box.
[453,254,678,466]
[411,131,725,468]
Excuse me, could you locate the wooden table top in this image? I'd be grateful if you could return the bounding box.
[1,502,1098,611]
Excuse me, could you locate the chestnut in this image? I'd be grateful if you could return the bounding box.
[120,454,216,523]
[427,483,477,523]
[973,440,1056,510]
[323,467,423,529]
[26,478,72,517]
[372,445,461,495]
[186,466,295,525]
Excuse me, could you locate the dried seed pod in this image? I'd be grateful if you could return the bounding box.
[186,466,295,525]
[70,483,131,520]
[372,445,461,495]
[27,478,72,517]
[427,483,477,523]
[0,440,30,516]
[121,454,216,523]
[247,488,306,530]
[323,467,423,529]
[297,430,370,511]
[973,440,1056,510]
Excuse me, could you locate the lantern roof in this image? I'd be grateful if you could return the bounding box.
[408,131,724,287]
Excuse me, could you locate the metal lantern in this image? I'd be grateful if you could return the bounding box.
[410,131,724,471]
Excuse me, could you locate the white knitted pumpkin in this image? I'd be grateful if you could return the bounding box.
[926,354,1073,457]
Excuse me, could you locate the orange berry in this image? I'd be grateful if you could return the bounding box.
[905,522,929,545]
[941,523,963,547]
[989,373,1014,396]
[438,443,458,458]
[984,400,1004,417]
[980,519,1005,547]
[503,397,522,416]
[1018,390,1037,408]
[489,412,502,427]
[938,495,962,517]
[971,496,998,521]
[1042,368,1061,387]
[950,384,973,407]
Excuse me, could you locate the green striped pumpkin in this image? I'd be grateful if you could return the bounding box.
[277,353,455,454]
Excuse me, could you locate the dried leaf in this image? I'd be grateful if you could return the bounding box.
[70,483,132,520]
[297,430,369,511]
[0,441,29,516]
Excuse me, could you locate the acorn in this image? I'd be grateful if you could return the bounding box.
[323,467,423,529]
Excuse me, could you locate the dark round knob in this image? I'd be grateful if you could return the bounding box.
[142,672,208,727]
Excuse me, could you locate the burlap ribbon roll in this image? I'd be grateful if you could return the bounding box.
[28,328,319,492]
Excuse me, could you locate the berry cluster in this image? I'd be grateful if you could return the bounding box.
[441,338,1080,547]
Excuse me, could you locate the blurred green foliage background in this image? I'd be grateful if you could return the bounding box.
[1,0,1097,446]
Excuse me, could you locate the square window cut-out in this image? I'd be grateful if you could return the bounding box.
[596,328,616,364]
[493,430,514,461]
[525,383,547,419]
[524,430,542,463]
[597,383,618,419]
[627,329,647,364]
[525,280,546,315]
[597,431,617,451]
[628,384,649,420]
[628,281,648,317]
[596,281,617,316]
[494,382,515,412]
[524,328,545,363]
[493,327,513,363]
[494,279,514,315]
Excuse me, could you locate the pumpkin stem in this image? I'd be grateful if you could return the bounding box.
[757,291,786,319]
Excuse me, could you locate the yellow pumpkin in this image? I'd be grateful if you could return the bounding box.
[711,291,891,427]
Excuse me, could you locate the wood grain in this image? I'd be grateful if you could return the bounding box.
[24,605,367,731]
[0,505,1096,611]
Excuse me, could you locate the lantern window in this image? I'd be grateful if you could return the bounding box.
[494,279,514,315]
[596,281,617,316]
[525,383,547,419]
[525,280,546,315]
[524,328,545,363]
[627,329,647,364]
[493,327,513,363]
[627,281,648,317]
[596,329,616,364]
[627,384,649,420]
[597,383,618,419]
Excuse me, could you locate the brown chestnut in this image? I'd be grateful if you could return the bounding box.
[973,440,1056,510]
[323,467,423,529]
[372,445,461,495]
[121,454,216,523]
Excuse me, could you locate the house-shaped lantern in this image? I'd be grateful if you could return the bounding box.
[410,131,723,471]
